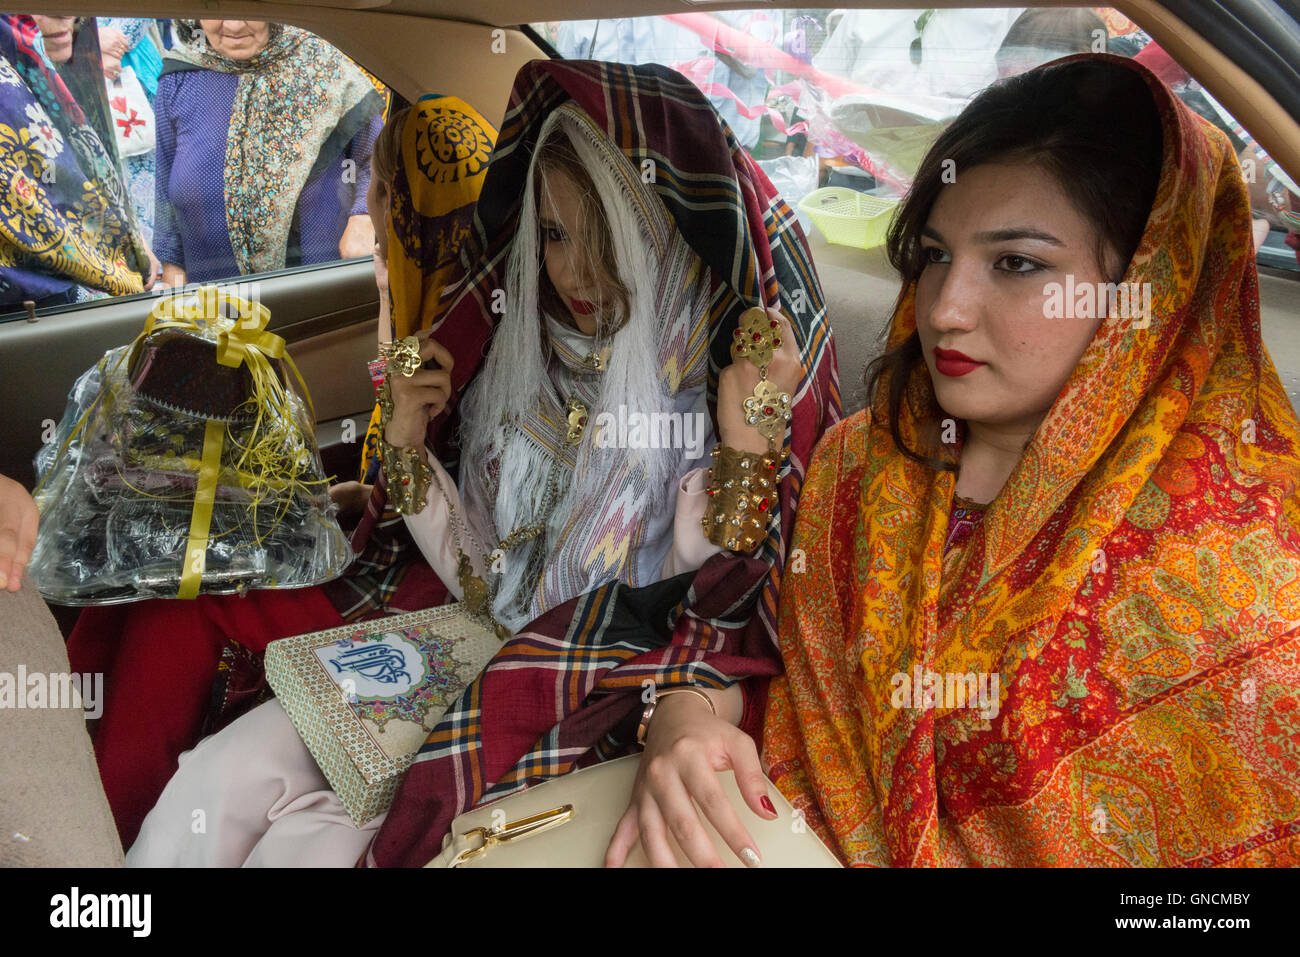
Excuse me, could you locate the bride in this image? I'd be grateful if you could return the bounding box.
[128,61,837,867]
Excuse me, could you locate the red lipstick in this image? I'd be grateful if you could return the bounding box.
[568,298,597,316]
[933,347,985,378]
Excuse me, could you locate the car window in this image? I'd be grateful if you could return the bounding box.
[529,8,1300,276]
[531,7,1300,418]
[0,14,388,322]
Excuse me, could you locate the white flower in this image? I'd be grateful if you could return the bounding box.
[24,102,64,159]
[0,59,23,86]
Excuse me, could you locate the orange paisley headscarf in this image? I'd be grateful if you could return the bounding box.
[765,54,1300,867]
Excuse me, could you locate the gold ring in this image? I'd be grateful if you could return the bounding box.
[743,378,793,444]
[730,307,783,369]
[382,336,422,378]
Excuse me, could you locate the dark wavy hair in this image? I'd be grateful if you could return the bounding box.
[864,57,1164,471]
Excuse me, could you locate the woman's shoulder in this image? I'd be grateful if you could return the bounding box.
[157,65,235,93]
[807,408,870,474]
[793,408,871,520]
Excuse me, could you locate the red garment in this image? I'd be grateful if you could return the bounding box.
[67,588,341,847]
[943,500,986,554]
[1133,42,1188,88]
[67,563,450,847]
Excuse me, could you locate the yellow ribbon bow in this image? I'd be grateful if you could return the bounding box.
[34,286,324,600]
[137,287,317,598]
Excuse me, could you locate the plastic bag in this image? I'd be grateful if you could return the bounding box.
[755,154,820,234]
[104,66,155,158]
[29,287,352,604]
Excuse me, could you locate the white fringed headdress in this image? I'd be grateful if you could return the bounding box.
[457,102,712,632]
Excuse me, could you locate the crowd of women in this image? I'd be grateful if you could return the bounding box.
[2,14,1299,867]
[0,14,383,308]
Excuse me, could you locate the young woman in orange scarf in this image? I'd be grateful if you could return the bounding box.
[610,54,1300,868]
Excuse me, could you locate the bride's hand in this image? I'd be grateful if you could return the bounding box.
[384,335,454,450]
[717,308,801,455]
[604,690,777,868]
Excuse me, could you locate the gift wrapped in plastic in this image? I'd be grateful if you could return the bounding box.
[29,286,353,604]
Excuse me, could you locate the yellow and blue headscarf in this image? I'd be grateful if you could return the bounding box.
[357,95,496,482]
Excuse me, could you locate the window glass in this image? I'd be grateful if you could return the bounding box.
[530,9,1299,274]
[0,14,388,321]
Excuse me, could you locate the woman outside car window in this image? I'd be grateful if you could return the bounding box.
[0,14,153,307]
[153,19,383,287]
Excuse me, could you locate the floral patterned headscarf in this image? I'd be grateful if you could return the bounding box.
[766,53,1300,867]
[163,24,382,274]
[0,15,148,304]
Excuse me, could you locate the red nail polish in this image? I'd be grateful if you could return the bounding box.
[761,795,776,816]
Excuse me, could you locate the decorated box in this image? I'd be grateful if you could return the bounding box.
[265,604,502,826]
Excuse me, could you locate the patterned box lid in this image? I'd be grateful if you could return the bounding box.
[267,604,502,787]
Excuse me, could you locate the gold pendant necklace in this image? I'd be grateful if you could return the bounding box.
[566,396,589,446]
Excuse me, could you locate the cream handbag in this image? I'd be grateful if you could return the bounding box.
[427,754,843,868]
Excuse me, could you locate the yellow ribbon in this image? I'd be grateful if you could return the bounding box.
[178,419,226,600]
[138,287,320,599]
[137,286,314,423]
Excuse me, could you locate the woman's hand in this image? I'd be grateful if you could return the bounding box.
[161,263,186,289]
[717,308,801,455]
[604,686,777,868]
[0,474,39,593]
[329,481,373,520]
[102,52,123,81]
[98,25,129,61]
[384,335,454,450]
[340,215,376,259]
[374,247,392,342]
[141,245,160,288]
[372,245,389,297]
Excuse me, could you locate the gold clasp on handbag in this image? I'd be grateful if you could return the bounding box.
[453,804,576,865]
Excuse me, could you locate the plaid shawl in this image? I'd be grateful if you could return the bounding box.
[360,59,840,867]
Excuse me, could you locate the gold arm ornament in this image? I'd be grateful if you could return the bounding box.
[375,376,432,515]
[380,335,423,378]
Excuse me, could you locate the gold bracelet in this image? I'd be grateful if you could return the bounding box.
[636,686,717,746]
[700,444,779,553]
[379,437,432,515]
[376,377,432,515]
